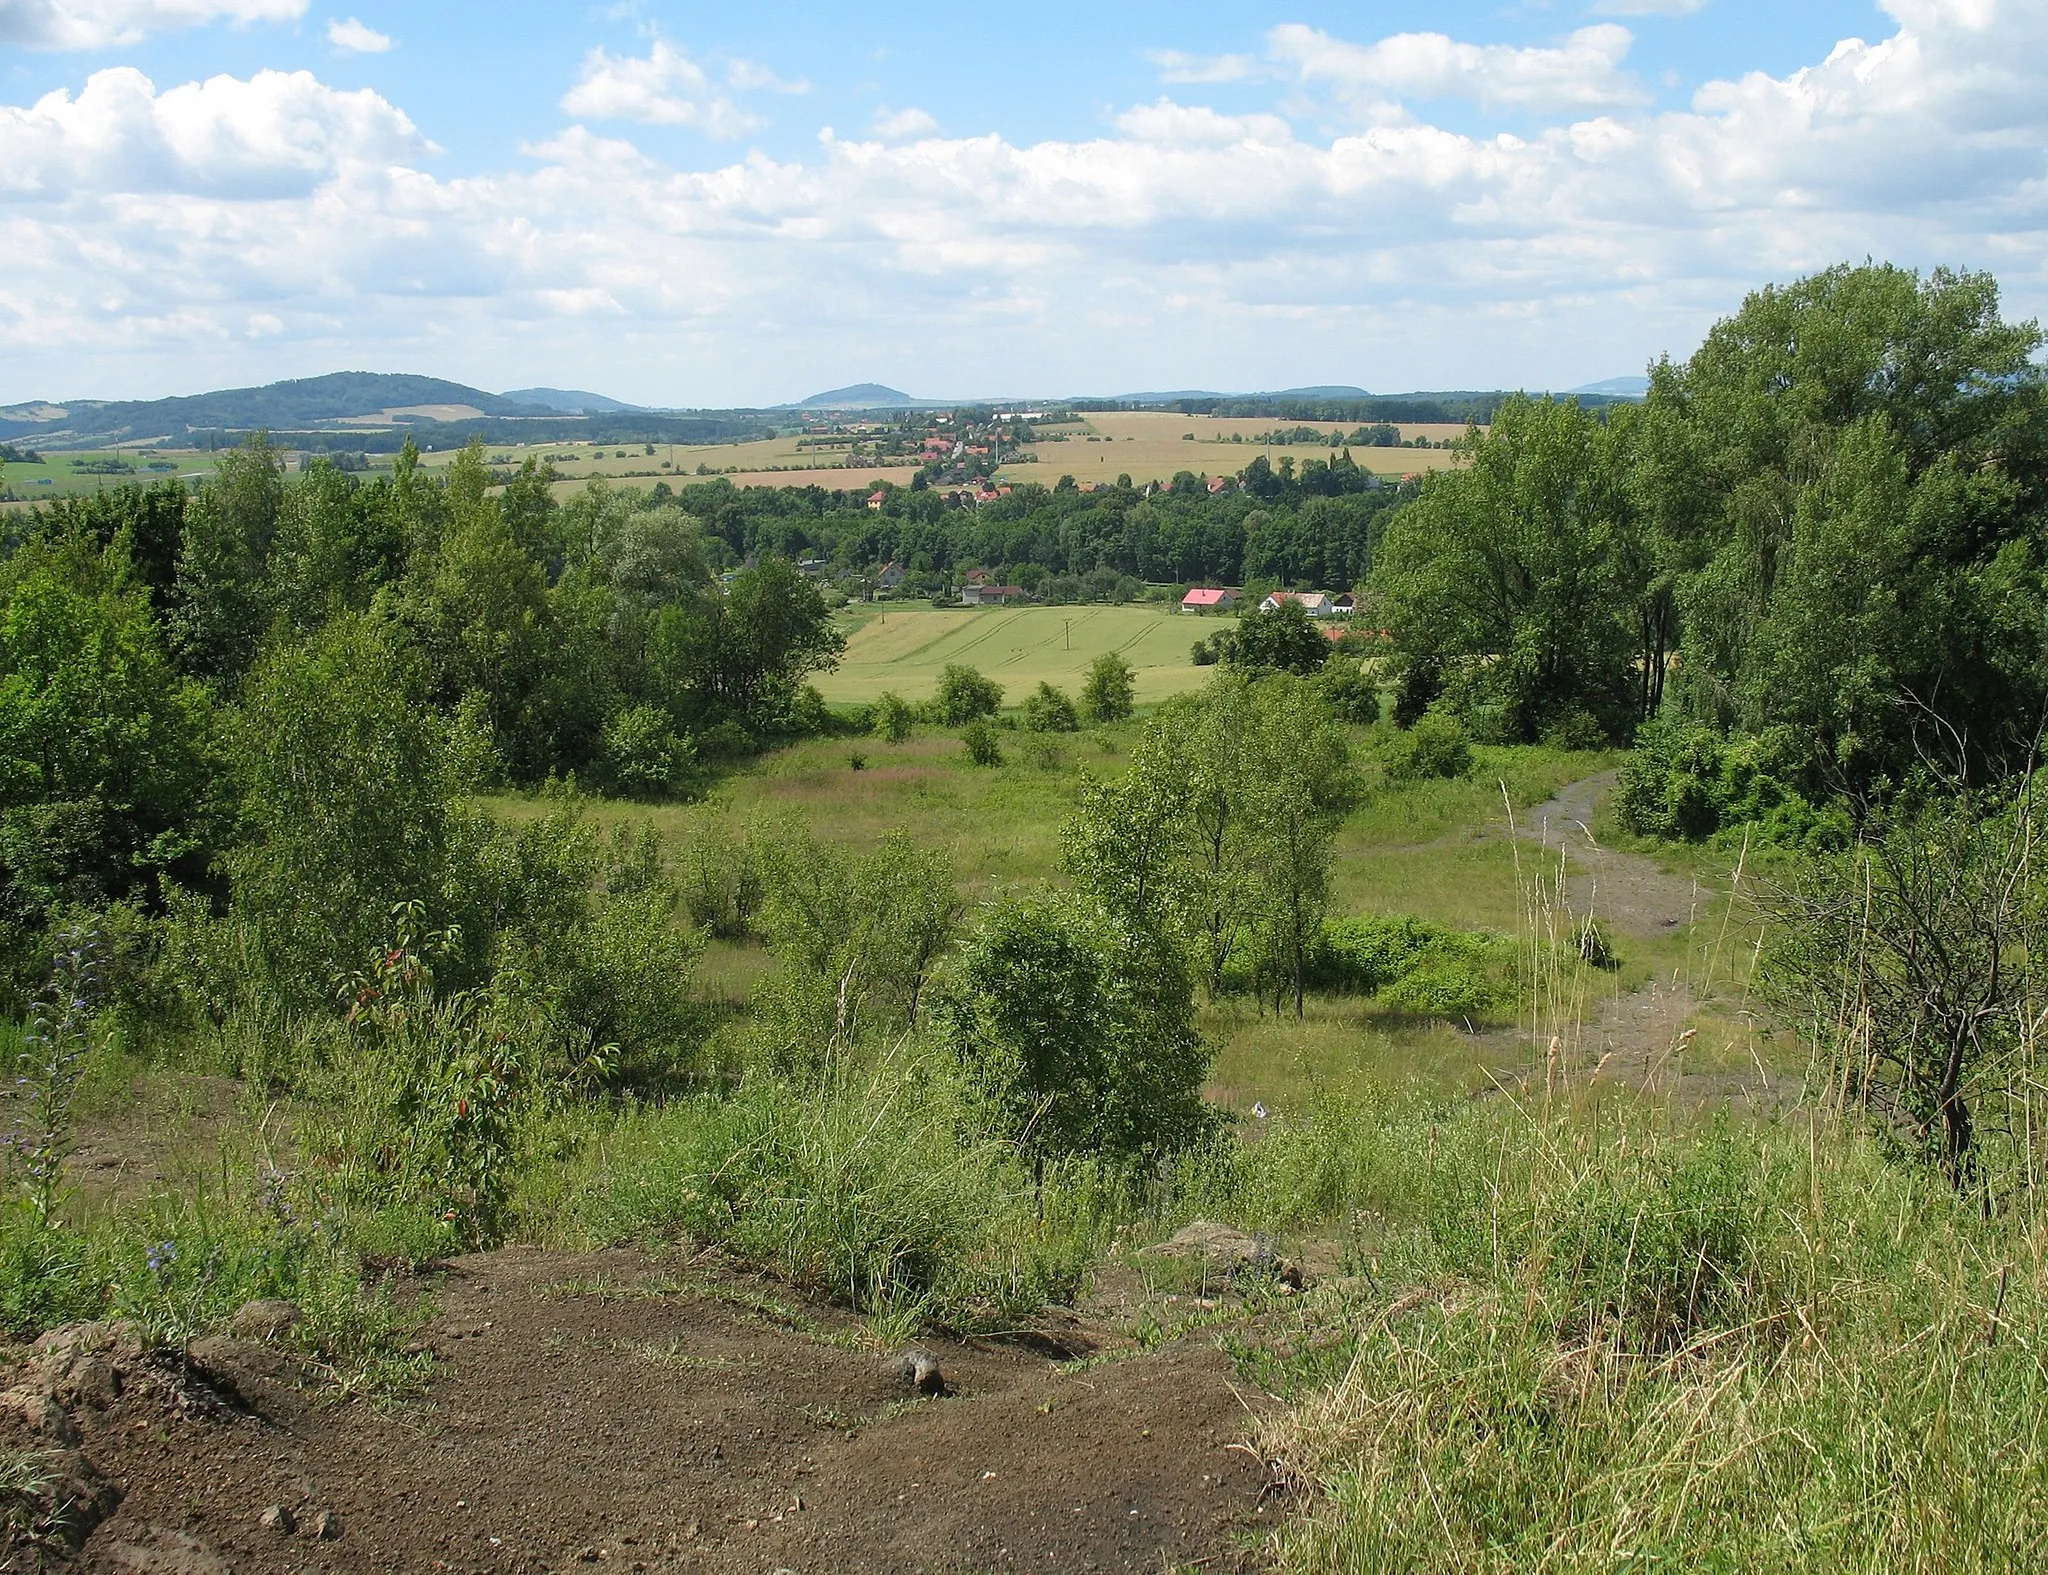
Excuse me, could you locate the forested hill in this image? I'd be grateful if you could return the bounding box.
[0,372,775,451]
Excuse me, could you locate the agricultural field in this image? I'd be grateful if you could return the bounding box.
[0,447,223,506]
[1004,410,1470,489]
[814,603,1220,706]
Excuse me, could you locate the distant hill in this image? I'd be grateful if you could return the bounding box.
[794,384,916,409]
[1262,385,1373,400]
[501,387,649,414]
[1567,376,1651,398]
[0,372,539,446]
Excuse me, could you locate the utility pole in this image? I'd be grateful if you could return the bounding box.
[1064,619,1071,650]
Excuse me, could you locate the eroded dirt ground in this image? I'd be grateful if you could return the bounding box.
[32,1249,1280,1575]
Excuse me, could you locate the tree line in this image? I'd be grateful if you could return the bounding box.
[1374,263,2048,819]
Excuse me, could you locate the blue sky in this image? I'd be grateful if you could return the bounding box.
[3,1,2044,405]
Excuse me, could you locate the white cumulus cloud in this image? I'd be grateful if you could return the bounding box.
[1269,22,1647,118]
[0,66,429,198]
[0,0,304,49]
[2,2,2047,403]
[325,15,388,53]
[870,105,937,140]
[1147,49,1259,84]
[560,39,763,138]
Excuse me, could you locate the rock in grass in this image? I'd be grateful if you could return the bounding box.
[882,1350,947,1396]
[230,1299,303,1342]
[1146,1221,1275,1271]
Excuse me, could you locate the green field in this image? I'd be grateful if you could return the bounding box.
[0,449,223,505]
[817,604,1222,706]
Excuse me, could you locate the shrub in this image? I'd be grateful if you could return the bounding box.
[932,664,1002,725]
[1617,720,1839,846]
[601,704,695,799]
[1541,708,1610,752]
[678,818,766,938]
[1387,709,1472,781]
[1311,915,1516,1020]
[319,903,611,1246]
[872,690,916,741]
[1023,682,1080,733]
[1080,652,1136,722]
[1317,658,1381,725]
[1225,599,1330,675]
[939,891,1216,1169]
[961,719,1003,767]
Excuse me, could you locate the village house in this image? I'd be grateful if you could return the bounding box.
[866,490,887,511]
[1180,587,1239,614]
[961,583,1029,606]
[875,561,906,592]
[1260,590,1336,617]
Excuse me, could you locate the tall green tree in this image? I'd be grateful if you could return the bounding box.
[0,533,214,935]
[1375,396,1640,743]
[229,613,450,999]
[1651,263,2048,791]
[1242,676,1355,1016]
[170,433,285,684]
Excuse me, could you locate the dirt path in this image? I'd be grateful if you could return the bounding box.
[1478,774,1788,1104]
[1501,771,1709,940]
[50,1250,1279,1575]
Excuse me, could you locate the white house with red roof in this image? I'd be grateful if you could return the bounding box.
[1180,587,1239,613]
[1259,590,1336,617]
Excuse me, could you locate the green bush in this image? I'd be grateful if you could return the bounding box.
[678,817,766,938]
[1617,720,1845,846]
[1080,652,1136,722]
[1023,682,1080,733]
[1317,658,1382,725]
[932,664,1003,725]
[1386,709,1473,781]
[939,890,1216,1167]
[872,690,916,741]
[1310,915,1516,1020]
[600,704,695,799]
[961,719,1003,766]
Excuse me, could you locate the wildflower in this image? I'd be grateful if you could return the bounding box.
[146,1240,178,1274]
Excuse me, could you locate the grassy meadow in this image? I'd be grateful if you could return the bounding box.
[816,603,1222,705]
[488,720,1753,1123]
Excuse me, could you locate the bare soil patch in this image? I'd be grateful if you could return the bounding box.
[41,1249,1279,1575]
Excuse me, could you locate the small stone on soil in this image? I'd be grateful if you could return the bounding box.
[230,1299,303,1341]
[259,1504,295,1536]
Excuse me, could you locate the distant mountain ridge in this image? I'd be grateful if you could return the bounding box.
[502,387,651,414]
[0,369,1652,450]
[0,372,540,446]
[791,384,917,409]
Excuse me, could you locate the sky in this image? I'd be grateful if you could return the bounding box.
[2,0,2045,407]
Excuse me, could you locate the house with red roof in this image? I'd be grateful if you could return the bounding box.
[1180,587,1239,613]
[1260,590,1336,617]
